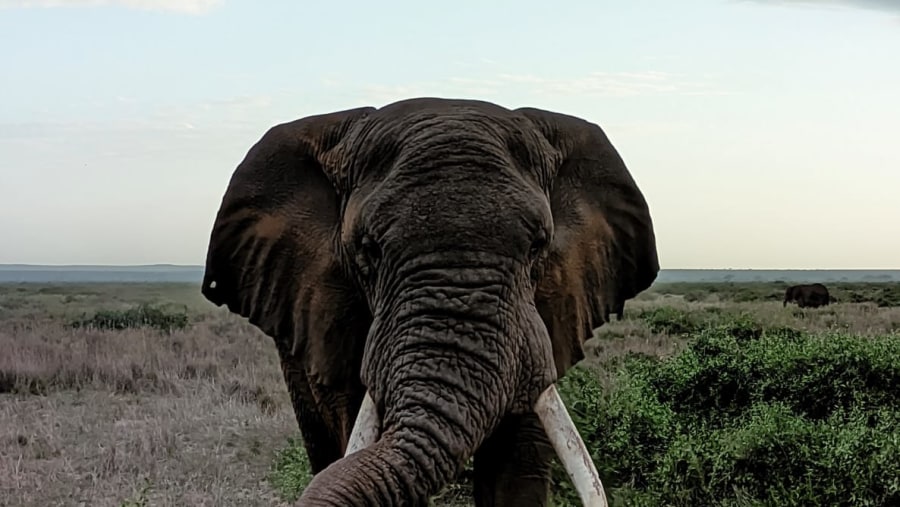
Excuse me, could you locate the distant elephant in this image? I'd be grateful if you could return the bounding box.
[783,283,832,308]
[201,97,659,506]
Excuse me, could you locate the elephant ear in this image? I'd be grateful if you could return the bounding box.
[517,108,660,376]
[201,107,374,367]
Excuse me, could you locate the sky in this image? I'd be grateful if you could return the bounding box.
[1,0,899,269]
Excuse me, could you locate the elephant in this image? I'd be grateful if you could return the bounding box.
[783,283,832,308]
[200,97,659,506]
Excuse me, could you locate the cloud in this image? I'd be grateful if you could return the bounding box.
[354,71,729,105]
[0,0,222,15]
[0,92,273,143]
[743,0,900,14]
[156,94,274,131]
[200,95,272,109]
[494,71,728,97]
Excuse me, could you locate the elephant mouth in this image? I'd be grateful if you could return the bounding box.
[345,385,608,506]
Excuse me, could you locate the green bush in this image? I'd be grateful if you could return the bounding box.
[646,329,899,424]
[639,307,706,335]
[875,287,900,307]
[553,325,900,506]
[837,284,900,307]
[648,282,789,304]
[681,291,708,303]
[637,306,761,339]
[715,312,763,342]
[269,437,314,502]
[69,303,189,333]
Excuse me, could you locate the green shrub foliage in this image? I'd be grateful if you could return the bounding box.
[553,322,900,506]
[70,303,189,333]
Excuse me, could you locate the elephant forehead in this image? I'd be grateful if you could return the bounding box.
[337,105,556,249]
[343,102,555,180]
[366,176,549,252]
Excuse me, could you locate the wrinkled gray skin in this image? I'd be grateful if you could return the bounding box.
[783,283,832,308]
[201,98,659,506]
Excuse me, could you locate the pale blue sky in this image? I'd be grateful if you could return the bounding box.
[1,0,898,268]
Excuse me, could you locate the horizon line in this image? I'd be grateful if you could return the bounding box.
[1,264,899,271]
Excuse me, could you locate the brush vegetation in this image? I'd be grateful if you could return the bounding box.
[1,281,897,506]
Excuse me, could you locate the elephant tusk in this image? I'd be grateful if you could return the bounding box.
[534,384,608,507]
[345,391,381,456]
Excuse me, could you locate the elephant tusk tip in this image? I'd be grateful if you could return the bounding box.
[534,384,608,507]
[344,391,382,456]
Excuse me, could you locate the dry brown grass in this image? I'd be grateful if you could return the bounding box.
[624,294,900,335]
[1,282,897,506]
[0,285,297,507]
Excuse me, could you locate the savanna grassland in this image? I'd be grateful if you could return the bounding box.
[1,281,898,506]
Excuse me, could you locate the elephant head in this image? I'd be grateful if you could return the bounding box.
[783,286,796,307]
[201,98,659,506]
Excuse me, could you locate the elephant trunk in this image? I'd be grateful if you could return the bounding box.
[297,262,545,505]
[320,384,609,507]
[297,423,468,505]
[296,328,515,505]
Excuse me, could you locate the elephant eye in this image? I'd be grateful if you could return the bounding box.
[355,234,382,279]
[529,230,549,259]
[361,235,381,263]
